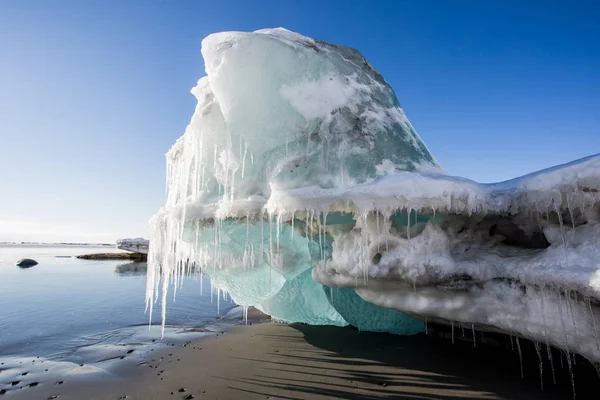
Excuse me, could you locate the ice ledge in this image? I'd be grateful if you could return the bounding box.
[266,153,600,220]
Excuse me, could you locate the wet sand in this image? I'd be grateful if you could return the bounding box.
[7,321,596,400]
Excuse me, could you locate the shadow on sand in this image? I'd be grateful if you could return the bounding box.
[221,323,599,400]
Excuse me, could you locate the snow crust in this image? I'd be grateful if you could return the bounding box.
[146,27,600,366]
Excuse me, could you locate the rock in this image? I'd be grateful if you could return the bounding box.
[16,258,38,267]
[76,253,146,261]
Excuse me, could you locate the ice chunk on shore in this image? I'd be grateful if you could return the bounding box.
[146,28,600,366]
[147,27,436,330]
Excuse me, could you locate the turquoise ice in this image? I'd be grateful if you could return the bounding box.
[148,28,439,334]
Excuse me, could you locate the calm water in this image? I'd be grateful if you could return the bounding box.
[0,244,234,362]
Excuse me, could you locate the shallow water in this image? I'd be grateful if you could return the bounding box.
[0,244,234,362]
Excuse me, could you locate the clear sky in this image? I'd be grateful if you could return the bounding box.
[0,0,598,243]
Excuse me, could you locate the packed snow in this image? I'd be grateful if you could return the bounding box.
[146,28,600,368]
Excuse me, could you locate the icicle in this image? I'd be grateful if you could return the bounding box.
[593,362,600,379]
[565,351,576,399]
[534,342,544,391]
[565,290,578,338]
[566,193,576,230]
[217,287,220,315]
[451,321,455,344]
[471,324,476,348]
[424,319,428,335]
[241,138,247,179]
[546,342,556,385]
[323,211,328,260]
[587,296,600,352]
[553,202,569,265]
[268,213,273,290]
[291,210,295,240]
[276,213,281,251]
[539,286,549,340]
[510,334,514,350]
[260,214,265,270]
[317,211,323,259]
[557,290,571,352]
[516,337,524,379]
[406,208,411,239]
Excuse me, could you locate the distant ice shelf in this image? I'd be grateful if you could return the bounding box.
[145,27,600,368]
[117,238,149,255]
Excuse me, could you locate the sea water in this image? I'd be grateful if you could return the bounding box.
[0,244,234,363]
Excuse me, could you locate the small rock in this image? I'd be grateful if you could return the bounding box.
[11,381,20,386]
[29,382,39,387]
[178,388,186,392]
[21,372,28,376]
[184,395,194,400]
[48,396,58,400]
[16,258,38,267]
[380,382,388,387]
[56,381,64,385]
[126,350,134,354]
[0,389,6,395]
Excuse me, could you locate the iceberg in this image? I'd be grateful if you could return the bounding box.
[117,237,149,254]
[146,28,600,367]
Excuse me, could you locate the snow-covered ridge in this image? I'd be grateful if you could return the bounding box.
[267,153,600,218]
[147,27,600,368]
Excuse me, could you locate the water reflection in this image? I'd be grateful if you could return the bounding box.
[114,262,147,276]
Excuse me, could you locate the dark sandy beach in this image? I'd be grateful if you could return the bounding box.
[7,320,597,400]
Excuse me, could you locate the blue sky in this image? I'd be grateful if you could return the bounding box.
[0,0,598,242]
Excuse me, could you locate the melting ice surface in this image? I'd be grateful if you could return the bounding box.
[147,28,600,365]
